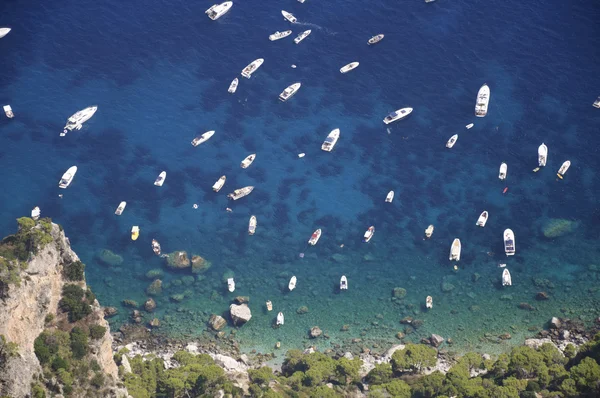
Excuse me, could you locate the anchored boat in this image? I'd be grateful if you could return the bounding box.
[383,107,413,124]
[227,186,254,200]
[425,225,434,239]
[446,134,458,148]
[0,28,11,39]
[115,201,127,215]
[205,1,233,20]
[340,62,359,74]
[277,312,285,325]
[363,226,375,243]
[294,29,311,44]
[426,296,433,309]
[228,78,238,93]
[340,276,348,290]
[269,30,292,41]
[449,238,461,261]
[289,276,297,291]
[3,105,14,118]
[241,58,264,79]
[59,166,78,189]
[282,10,297,23]
[557,160,570,179]
[476,211,488,227]
[212,175,226,192]
[308,229,321,245]
[62,106,97,136]
[279,83,301,101]
[191,130,215,146]
[321,128,340,151]
[152,239,161,255]
[499,162,507,180]
[368,34,384,45]
[240,154,256,168]
[385,191,394,203]
[475,84,490,117]
[538,143,548,167]
[227,277,235,292]
[248,215,257,235]
[504,229,515,256]
[131,226,140,241]
[31,207,40,221]
[154,171,166,186]
[502,269,512,286]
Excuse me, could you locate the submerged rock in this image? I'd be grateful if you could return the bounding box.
[296,306,309,315]
[550,317,562,329]
[392,288,407,298]
[104,307,118,317]
[430,334,444,347]
[230,304,252,326]
[165,251,191,269]
[309,326,322,338]
[441,282,455,292]
[143,298,156,312]
[191,255,212,274]
[209,314,227,331]
[149,318,160,328]
[145,269,164,279]
[97,249,123,266]
[146,279,163,295]
[122,300,139,308]
[542,218,579,238]
[234,296,249,304]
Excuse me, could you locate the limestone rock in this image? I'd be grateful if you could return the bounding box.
[230,304,252,326]
[149,318,161,328]
[146,279,162,295]
[234,296,249,304]
[550,317,561,329]
[104,306,118,317]
[191,255,212,274]
[144,298,156,312]
[382,344,406,362]
[165,251,191,269]
[209,314,227,331]
[430,334,444,347]
[309,326,322,338]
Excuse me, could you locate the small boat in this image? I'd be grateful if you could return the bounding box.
[503,187,508,194]
[499,162,507,180]
[321,128,340,152]
[0,28,11,39]
[31,206,40,221]
[241,58,264,79]
[504,229,515,256]
[289,276,297,291]
[154,171,166,186]
[502,269,512,286]
[363,226,375,243]
[240,153,256,168]
[152,239,161,255]
[227,277,235,292]
[212,175,226,192]
[383,107,413,124]
[62,106,98,136]
[227,186,255,200]
[340,275,348,290]
[466,123,474,129]
[368,34,384,45]
[425,225,434,239]
[228,78,238,94]
[269,30,292,41]
[294,30,311,44]
[3,105,14,118]
[594,96,600,109]
[425,0,436,3]
[298,153,305,158]
[59,166,78,189]
[279,83,301,102]
[385,191,394,203]
[308,229,322,245]
[557,160,570,179]
[533,167,540,173]
[340,62,359,74]
[476,211,488,227]
[449,238,461,261]
[205,1,233,20]
[131,226,140,241]
[475,84,490,117]
[426,296,433,309]
[277,312,285,325]
[298,0,305,3]
[248,215,257,235]
[538,143,548,167]
[282,10,297,23]
[191,130,215,146]
[115,201,127,215]
[266,300,273,311]
[446,134,458,148]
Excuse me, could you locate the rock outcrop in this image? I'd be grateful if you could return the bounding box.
[230,304,252,325]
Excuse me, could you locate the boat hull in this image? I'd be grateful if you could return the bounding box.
[383,107,413,124]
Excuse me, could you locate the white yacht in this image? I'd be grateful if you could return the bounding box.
[227,186,254,200]
[228,78,238,93]
[538,143,548,167]
[240,153,256,168]
[383,107,413,124]
[212,175,226,192]
[449,238,461,261]
[368,34,384,45]
[321,128,339,151]
[0,28,11,39]
[205,1,233,20]
[154,171,166,186]
[557,160,570,179]
[476,211,488,227]
[282,10,297,23]
[385,191,394,203]
[279,83,301,102]
[308,229,321,245]
[466,123,474,129]
[3,105,14,118]
[241,58,264,79]
[475,84,490,117]
[227,277,235,292]
[594,96,600,108]
[276,312,285,325]
[294,30,311,44]
[115,201,127,215]
[340,276,348,290]
[152,239,161,256]
[425,225,434,239]
[363,226,375,243]
[502,269,512,286]
[426,296,433,309]
[340,62,359,74]
[59,166,77,189]
[31,206,40,220]
[269,30,292,41]
[191,130,215,146]
[446,134,458,148]
[289,276,297,291]
[504,229,515,256]
[499,162,507,180]
[248,215,257,235]
[62,106,98,136]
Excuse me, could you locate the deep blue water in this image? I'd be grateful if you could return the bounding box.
[1,0,600,354]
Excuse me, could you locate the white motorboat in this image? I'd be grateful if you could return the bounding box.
[308,229,321,245]
[205,1,233,20]
[321,128,340,152]
[152,239,161,256]
[538,143,548,167]
[385,191,394,203]
[298,0,305,3]
[282,10,297,23]
[502,269,512,286]
[499,162,507,180]
[191,130,215,146]
[446,134,458,148]
[0,28,11,39]
[131,226,140,241]
[368,34,384,45]
[241,58,264,79]
[240,153,256,168]
[115,201,127,215]
[298,153,305,158]
[476,211,488,227]
[212,175,226,192]
[466,123,474,129]
[363,226,375,243]
[154,171,166,186]
[266,300,273,311]
[594,96,600,108]
[475,84,490,117]
[269,30,292,41]
[425,225,434,239]
[277,312,285,325]
[228,78,238,93]
[449,238,461,261]
[504,229,515,256]
[3,105,14,118]
[340,275,348,290]
[557,160,570,179]
[248,215,257,235]
[227,186,254,200]
[62,106,98,136]
[294,30,311,44]
[383,107,413,124]
[59,166,78,189]
[279,83,301,102]
[289,276,297,291]
[340,62,359,74]
[31,206,40,220]
[227,277,235,292]
[426,296,433,309]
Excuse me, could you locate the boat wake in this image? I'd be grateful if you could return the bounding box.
[295,21,337,35]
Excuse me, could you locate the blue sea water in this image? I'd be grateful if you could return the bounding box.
[1,0,600,356]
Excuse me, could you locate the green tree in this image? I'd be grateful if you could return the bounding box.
[88,324,107,340]
[411,370,446,397]
[308,385,339,397]
[366,363,393,385]
[64,261,85,281]
[248,366,273,386]
[508,346,549,381]
[391,344,437,373]
[59,284,92,322]
[335,357,361,384]
[70,327,88,360]
[384,379,412,397]
[569,357,600,395]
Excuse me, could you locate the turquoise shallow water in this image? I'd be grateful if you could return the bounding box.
[1,0,600,356]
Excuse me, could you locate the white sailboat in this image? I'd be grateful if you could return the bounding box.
[502,269,512,286]
[191,130,215,146]
[504,229,515,256]
[248,215,257,235]
[276,312,285,325]
[557,160,570,179]
[154,171,166,186]
[340,62,359,74]
[340,276,348,290]
[383,107,413,124]
[212,175,226,192]
[3,105,14,118]
[294,30,311,44]
[269,30,292,41]
[363,226,375,243]
[282,10,297,23]
[538,143,548,167]
[499,162,507,180]
[475,84,490,117]
[115,201,127,215]
[385,191,394,203]
[289,276,297,291]
[449,238,461,261]
[240,154,256,168]
[205,1,233,20]
[426,296,433,309]
[321,129,340,151]
[59,166,78,189]
[31,207,40,220]
[308,229,321,245]
[279,83,301,101]
[476,211,488,227]
[228,78,238,93]
[446,134,458,148]
[241,58,264,79]
[227,277,235,292]
[62,106,98,136]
